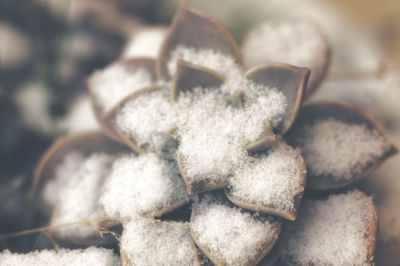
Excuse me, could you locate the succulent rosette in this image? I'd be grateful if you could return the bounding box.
[30,3,398,266]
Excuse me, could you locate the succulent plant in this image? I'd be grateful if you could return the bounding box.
[24,3,399,266]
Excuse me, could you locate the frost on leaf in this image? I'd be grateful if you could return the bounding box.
[50,153,115,242]
[120,220,198,266]
[287,102,397,190]
[281,190,377,266]
[158,3,242,80]
[176,79,287,194]
[88,59,157,114]
[190,193,281,266]
[242,21,330,97]
[0,247,121,266]
[112,62,289,194]
[99,153,189,219]
[41,151,85,208]
[167,46,242,79]
[114,87,178,156]
[33,131,127,211]
[226,141,306,221]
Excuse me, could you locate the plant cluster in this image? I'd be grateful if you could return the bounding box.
[15,3,398,266]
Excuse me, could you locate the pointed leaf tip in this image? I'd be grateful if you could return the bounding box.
[286,101,398,190]
[158,3,242,80]
[88,58,157,141]
[245,64,310,134]
[172,60,225,101]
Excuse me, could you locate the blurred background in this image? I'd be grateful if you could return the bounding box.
[1,0,400,265]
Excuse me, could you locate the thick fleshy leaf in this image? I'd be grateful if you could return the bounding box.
[246,64,310,136]
[257,237,282,266]
[30,131,127,205]
[241,21,330,99]
[190,194,281,266]
[225,141,307,221]
[286,101,398,190]
[105,86,169,155]
[172,60,225,101]
[176,152,229,195]
[48,213,121,247]
[157,3,242,80]
[120,220,200,266]
[245,121,276,153]
[280,190,377,265]
[88,58,157,141]
[99,153,189,220]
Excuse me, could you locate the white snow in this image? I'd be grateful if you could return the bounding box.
[41,151,85,208]
[177,82,286,184]
[51,153,115,238]
[58,94,100,133]
[191,195,280,265]
[100,153,188,218]
[115,89,178,156]
[88,63,154,113]
[167,45,242,79]
[281,190,376,265]
[115,47,287,188]
[121,219,197,266]
[0,247,121,266]
[242,21,327,78]
[122,27,167,58]
[228,141,305,214]
[293,118,391,179]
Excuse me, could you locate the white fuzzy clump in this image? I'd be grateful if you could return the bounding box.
[294,118,391,179]
[88,63,154,113]
[116,89,178,156]
[121,220,196,266]
[42,151,85,208]
[242,22,327,74]
[167,45,242,78]
[116,48,287,185]
[191,198,280,266]
[14,82,53,133]
[177,81,287,183]
[0,247,121,266]
[58,94,100,133]
[229,141,305,213]
[281,190,376,265]
[122,28,167,58]
[51,153,115,238]
[100,153,188,218]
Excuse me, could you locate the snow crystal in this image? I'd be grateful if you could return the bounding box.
[100,153,188,218]
[228,141,305,214]
[242,22,327,85]
[115,89,178,156]
[293,118,391,180]
[177,82,287,184]
[121,219,197,266]
[122,28,167,58]
[51,153,115,238]
[191,195,280,266]
[88,63,154,113]
[116,47,287,187]
[281,190,376,265]
[0,247,121,266]
[42,151,85,208]
[167,45,242,79]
